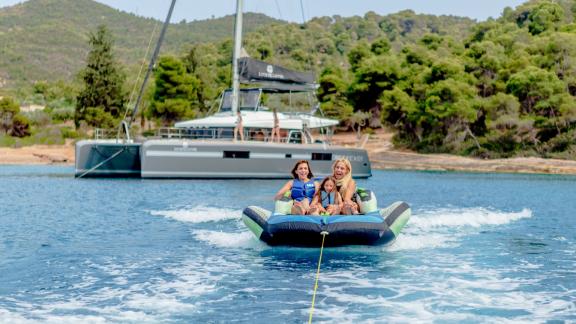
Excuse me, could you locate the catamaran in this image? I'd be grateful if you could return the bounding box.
[74,0,371,179]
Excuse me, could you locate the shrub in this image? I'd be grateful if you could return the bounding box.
[60,127,79,139]
[0,135,16,147]
[50,107,75,122]
[10,114,31,137]
[25,110,52,127]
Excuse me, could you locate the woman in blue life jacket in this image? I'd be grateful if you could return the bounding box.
[309,176,343,216]
[274,160,319,215]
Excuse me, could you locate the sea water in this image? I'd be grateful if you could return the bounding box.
[0,165,574,323]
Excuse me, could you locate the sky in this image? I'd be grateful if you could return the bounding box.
[0,0,528,23]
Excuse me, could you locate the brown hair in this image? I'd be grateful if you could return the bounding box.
[313,176,336,202]
[291,160,314,179]
[319,176,337,192]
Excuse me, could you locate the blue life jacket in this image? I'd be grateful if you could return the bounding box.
[291,179,315,203]
[321,191,336,208]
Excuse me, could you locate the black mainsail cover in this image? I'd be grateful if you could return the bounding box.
[238,57,317,92]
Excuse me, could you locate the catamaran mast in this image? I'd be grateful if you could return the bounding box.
[231,0,244,115]
[120,0,177,141]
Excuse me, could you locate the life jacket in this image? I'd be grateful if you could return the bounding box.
[321,191,336,208]
[291,179,315,203]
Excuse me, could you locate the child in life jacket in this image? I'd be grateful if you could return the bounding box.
[309,176,343,216]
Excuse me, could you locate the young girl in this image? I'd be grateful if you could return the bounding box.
[310,177,342,216]
[274,160,319,215]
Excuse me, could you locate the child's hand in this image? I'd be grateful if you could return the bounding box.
[326,205,337,215]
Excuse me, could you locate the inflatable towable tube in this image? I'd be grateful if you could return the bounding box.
[242,200,411,247]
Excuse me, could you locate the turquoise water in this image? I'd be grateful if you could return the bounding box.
[0,165,575,322]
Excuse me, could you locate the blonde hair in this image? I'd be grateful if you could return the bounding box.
[332,158,352,196]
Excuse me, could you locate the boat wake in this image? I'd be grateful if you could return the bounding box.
[390,207,532,251]
[149,206,266,249]
[149,205,240,223]
[192,230,262,249]
[148,205,533,252]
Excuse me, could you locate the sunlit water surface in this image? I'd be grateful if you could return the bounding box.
[0,165,575,322]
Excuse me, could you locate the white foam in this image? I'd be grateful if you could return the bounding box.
[389,233,459,251]
[191,229,265,250]
[149,206,241,223]
[410,207,532,229]
[389,207,532,251]
[0,255,241,323]
[0,309,35,324]
[309,259,575,322]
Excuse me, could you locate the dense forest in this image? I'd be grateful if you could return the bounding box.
[1,0,575,159]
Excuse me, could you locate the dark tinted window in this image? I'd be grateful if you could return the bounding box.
[223,151,250,159]
[311,153,332,161]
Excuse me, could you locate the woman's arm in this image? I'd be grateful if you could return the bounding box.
[343,180,357,203]
[274,180,293,200]
[310,193,320,206]
[309,195,325,214]
[335,192,343,206]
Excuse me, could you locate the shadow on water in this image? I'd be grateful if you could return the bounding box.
[259,245,398,272]
[508,236,550,255]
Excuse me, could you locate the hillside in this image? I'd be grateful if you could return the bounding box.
[0,0,478,91]
[0,0,283,88]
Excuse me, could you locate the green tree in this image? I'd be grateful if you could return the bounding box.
[379,87,420,142]
[528,1,564,35]
[317,66,353,121]
[506,66,564,115]
[75,25,127,128]
[11,114,31,137]
[149,56,199,126]
[0,97,30,137]
[348,55,403,111]
[347,42,372,72]
[0,97,20,135]
[183,44,225,113]
[465,41,506,97]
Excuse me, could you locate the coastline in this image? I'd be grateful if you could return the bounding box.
[1,131,576,175]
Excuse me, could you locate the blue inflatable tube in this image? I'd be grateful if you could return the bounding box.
[242,201,410,247]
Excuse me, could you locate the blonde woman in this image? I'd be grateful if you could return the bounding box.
[331,158,359,214]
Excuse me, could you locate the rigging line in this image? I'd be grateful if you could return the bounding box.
[299,0,306,24]
[122,21,160,122]
[308,231,329,324]
[274,0,283,20]
[76,147,126,179]
[127,0,177,129]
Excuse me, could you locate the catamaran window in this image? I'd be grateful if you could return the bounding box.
[223,151,250,159]
[312,153,332,161]
[220,89,261,112]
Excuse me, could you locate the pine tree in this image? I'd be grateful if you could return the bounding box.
[75,25,126,129]
[149,56,199,126]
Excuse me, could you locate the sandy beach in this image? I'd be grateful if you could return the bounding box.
[1,130,576,175]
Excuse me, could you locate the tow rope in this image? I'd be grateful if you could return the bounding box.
[308,231,329,324]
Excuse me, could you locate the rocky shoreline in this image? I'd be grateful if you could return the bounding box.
[1,131,576,175]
